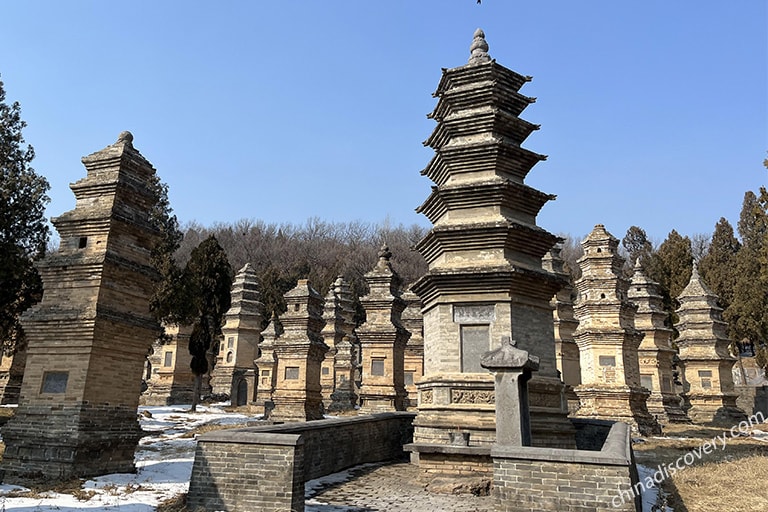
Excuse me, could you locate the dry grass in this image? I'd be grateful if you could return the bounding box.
[177,419,263,438]
[633,423,768,511]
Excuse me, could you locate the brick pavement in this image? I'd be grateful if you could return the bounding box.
[305,461,494,512]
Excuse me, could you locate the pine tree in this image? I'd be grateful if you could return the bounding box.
[0,77,50,354]
[698,218,739,310]
[184,235,233,411]
[726,190,768,359]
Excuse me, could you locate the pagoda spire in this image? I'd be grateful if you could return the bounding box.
[468,28,491,65]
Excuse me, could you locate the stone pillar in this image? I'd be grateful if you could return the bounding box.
[481,337,539,447]
[571,225,661,435]
[401,289,424,410]
[211,263,264,406]
[675,267,747,425]
[254,313,280,415]
[1,132,163,482]
[320,276,358,412]
[357,246,410,413]
[629,260,689,424]
[542,244,581,413]
[270,280,328,422]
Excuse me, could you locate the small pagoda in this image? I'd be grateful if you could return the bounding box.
[571,225,660,435]
[211,263,265,406]
[542,244,581,413]
[270,280,328,422]
[254,313,281,414]
[357,246,410,413]
[401,288,425,410]
[409,28,575,463]
[321,276,358,412]
[1,132,163,481]
[675,267,747,425]
[629,260,689,423]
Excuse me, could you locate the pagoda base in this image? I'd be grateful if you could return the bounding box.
[358,388,406,414]
[573,385,662,435]
[328,386,359,413]
[270,391,324,422]
[412,373,575,449]
[647,391,690,424]
[684,393,747,425]
[1,402,141,483]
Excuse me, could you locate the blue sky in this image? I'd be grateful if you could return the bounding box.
[1,1,766,243]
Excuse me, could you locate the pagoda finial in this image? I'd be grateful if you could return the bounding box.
[116,131,134,146]
[468,28,491,65]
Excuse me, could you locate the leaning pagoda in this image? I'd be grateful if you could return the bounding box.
[408,29,575,471]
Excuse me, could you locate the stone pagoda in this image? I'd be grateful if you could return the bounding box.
[542,244,581,413]
[270,280,328,422]
[629,260,689,423]
[572,225,660,435]
[142,324,195,405]
[409,29,575,458]
[211,263,264,406]
[1,132,163,481]
[254,313,281,414]
[675,267,747,425]
[320,276,359,412]
[357,246,410,413]
[401,288,425,410]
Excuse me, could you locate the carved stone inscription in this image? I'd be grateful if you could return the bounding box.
[451,389,495,404]
[453,304,495,324]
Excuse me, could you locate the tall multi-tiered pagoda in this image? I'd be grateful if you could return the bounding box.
[572,225,660,435]
[211,263,264,406]
[1,132,163,481]
[629,260,689,423]
[675,267,746,425]
[321,276,358,412]
[409,29,575,464]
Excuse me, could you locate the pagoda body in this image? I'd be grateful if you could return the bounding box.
[542,244,581,413]
[270,280,328,422]
[254,314,281,414]
[211,264,264,406]
[571,225,660,435]
[675,268,747,425]
[401,289,425,410]
[1,132,163,481]
[321,276,359,412]
[629,261,689,423]
[357,247,410,413]
[143,324,195,405]
[410,29,575,457]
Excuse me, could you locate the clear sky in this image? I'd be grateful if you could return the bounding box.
[1,1,766,243]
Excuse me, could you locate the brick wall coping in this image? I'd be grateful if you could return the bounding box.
[402,443,491,457]
[491,421,632,466]
[199,411,416,445]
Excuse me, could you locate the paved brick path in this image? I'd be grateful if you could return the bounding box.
[305,461,494,512]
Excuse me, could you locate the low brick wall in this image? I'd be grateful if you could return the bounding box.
[492,421,641,512]
[187,412,415,512]
[736,385,768,417]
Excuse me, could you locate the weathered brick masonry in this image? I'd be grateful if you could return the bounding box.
[188,412,415,512]
[492,421,641,512]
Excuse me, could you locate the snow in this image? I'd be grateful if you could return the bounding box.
[0,404,257,511]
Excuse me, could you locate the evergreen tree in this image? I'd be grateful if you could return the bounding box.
[726,190,768,361]
[184,235,233,411]
[698,218,739,310]
[0,77,50,354]
[645,230,693,334]
[621,225,653,277]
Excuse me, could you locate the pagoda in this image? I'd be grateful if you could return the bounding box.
[1,132,163,481]
[629,260,689,423]
[571,225,660,435]
[270,280,328,422]
[254,313,281,414]
[409,28,575,462]
[357,246,410,413]
[401,288,425,410]
[675,267,746,425]
[321,276,359,412]
[211,263,264,406]
[542,244,581,413]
